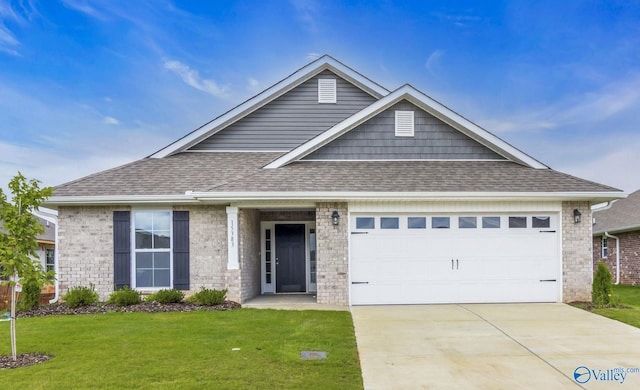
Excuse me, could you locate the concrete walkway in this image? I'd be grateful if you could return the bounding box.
[242,294,348,311]
[352,304,640,389]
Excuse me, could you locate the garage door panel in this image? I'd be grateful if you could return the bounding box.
[350,213,560,305]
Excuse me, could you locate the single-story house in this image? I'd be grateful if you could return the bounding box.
[592,189,640,285]
[0,215,55,276]
[44,55,623,306]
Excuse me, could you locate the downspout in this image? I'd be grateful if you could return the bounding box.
[604,232,620,285]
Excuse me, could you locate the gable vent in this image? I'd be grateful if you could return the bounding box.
[395,110,414,137]
[318,78,337,103]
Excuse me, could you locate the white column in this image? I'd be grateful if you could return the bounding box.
[226,206,239,269]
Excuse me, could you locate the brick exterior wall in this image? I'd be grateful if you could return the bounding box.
[562,201,593,302]
[58,205,230,301]
[58,206,119,300]
[177,205,228,293]
[593,232,640,286]
[239,209,261,302]
[315,202,349,305]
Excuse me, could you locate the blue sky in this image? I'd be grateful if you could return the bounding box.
[1,0,639,195]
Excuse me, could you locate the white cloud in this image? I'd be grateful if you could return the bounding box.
[0,0,24,56]
[103,116,119,125]
[163,59,228,98]
[60,0,106,20]
[425,50,444,77]
[557,140,640,193]
[290,0,319,33]
[306,52,321,60]
[246,77,260,93]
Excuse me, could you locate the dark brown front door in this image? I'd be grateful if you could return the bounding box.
[275,224,306,293]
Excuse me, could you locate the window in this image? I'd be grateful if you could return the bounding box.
[134,211,171,288]
[45,248,55,272]
[459,217,477,229]
[318,79,336,103]
[508,216,527,228]
[602,237,608,258]
[482,217,500,229]
[309,229,316,284]
[395,110,414,137]
[432,217,450,229]
[356,217,375,229]
[408,217,426,229]
[265,229,272,284]
[532,216,551,228]
[381,217,399,229]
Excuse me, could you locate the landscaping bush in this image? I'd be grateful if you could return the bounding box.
[592,261,613,306]
[146,289,184,304]
[107,286,141,306]
[63,284,99,308]
[187,288,227,306]
[19,277,42,311]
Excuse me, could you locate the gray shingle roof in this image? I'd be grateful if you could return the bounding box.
[53,152,283,196]
[52,152,619,197]
[593,189,640,234]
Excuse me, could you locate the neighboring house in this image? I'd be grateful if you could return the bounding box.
[592,189,640,285]
[0,216,55,277]
[44,55,622,306]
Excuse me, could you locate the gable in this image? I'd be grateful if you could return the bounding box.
[188,70,377,152]
[303,100,505,161]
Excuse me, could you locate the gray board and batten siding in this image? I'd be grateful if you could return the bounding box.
[303,100,506,161]
[189,70,377,152]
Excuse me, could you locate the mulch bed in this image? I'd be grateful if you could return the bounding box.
[17,300,241,318]
[1,300,241,369]
[0,353,50,369]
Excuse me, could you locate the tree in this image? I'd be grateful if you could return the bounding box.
[0,172,53,361]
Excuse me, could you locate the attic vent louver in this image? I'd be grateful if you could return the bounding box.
[318,78,337,103]
[395,110,414,137]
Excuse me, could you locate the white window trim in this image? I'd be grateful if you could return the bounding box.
[131,210,173,290]
[602,236,608,258]
[318,78,337,103]
[395,110,414,137]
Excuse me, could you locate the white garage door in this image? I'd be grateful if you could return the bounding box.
[350,214,560,305]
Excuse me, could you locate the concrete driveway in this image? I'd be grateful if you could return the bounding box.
[351,304,640,389]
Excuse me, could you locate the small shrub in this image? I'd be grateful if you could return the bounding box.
[19,277,42,311]
[592,261,613,306]
[108,286,141,306]
[187,288,227,306]
[146,289,184,304]
[63,284,99,308]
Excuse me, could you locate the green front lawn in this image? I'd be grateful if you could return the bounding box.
[590,285,640,328]
[1,309,363,389]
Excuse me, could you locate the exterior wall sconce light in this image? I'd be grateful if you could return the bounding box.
[332,210,340,226]
[573,209,582,224]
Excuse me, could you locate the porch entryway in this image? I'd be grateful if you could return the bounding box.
[261,219,317,294]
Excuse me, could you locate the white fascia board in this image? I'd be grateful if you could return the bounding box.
[43,195,201,208]
[190,191,625,203]
[266,85,549,169]
[150,55,389,159]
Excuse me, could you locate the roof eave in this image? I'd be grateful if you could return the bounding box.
[594,224,640,236]
[190,191,625,203]
[43,195,203,209]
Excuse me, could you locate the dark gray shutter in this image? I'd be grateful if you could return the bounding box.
[113,211,131,290]
[173,211,190,290]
